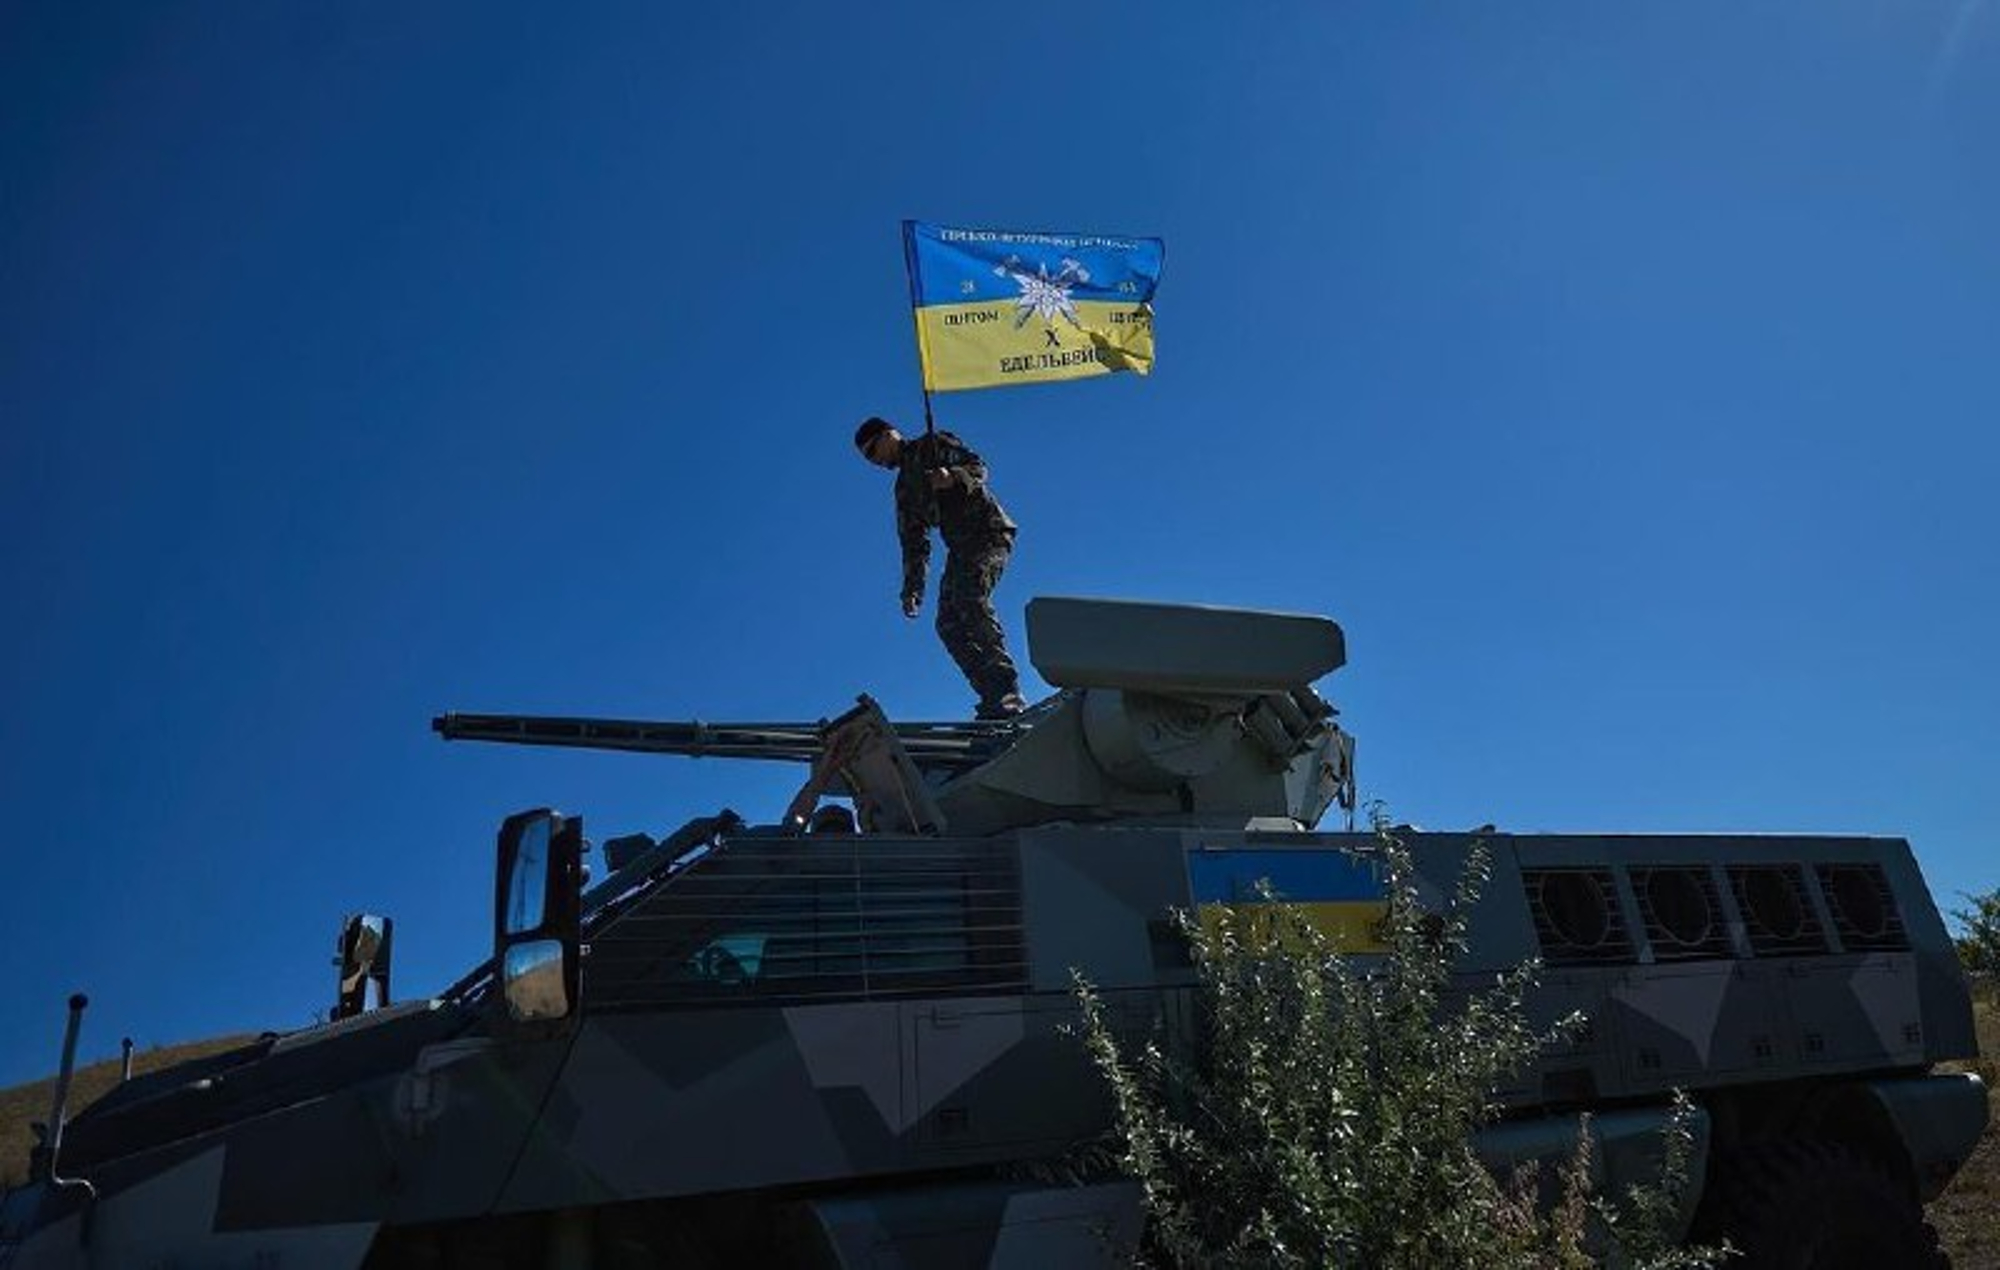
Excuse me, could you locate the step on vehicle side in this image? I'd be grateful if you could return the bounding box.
[0,598,1987,1269]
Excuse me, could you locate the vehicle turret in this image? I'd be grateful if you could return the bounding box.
[435,597,1358,835]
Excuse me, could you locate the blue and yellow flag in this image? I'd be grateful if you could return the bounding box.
[903,220,1164,393]
[1187,848,1391,954]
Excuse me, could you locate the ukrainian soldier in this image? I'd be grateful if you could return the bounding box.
[854,416,1026,719]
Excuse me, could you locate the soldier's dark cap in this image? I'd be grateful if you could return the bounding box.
[854,417,893,450]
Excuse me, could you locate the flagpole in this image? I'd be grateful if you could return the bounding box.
[901,220,937,436]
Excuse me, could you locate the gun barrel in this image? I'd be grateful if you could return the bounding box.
[434,713,824,760]
[432,711,1006,771]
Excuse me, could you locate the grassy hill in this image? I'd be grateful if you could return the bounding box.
[0,1035,256,1190]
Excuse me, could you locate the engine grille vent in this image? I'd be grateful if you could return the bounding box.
[589,837,1029,1005]
[1728,865,1827,957]
[1631,866,1733,961]
[1816,862,1909,952]
[1523,868,1633,966]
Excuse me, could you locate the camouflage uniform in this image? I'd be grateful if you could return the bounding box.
[894,429,1023,712]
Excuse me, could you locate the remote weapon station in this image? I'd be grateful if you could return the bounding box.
[1,598,1986,1269]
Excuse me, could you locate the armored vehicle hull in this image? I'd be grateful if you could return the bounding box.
[2,600,1985,1268]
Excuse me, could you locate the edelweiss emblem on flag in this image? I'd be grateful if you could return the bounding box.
[994,255,1089,329]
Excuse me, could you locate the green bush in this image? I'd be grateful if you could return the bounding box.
[1953,887,2000,998]
[1074,822,1723,1269]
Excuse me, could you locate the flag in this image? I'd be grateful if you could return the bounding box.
[1187,848,1391,954]
[903,220,1164,393]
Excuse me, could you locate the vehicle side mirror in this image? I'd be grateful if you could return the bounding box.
[494,808,583,1032]
[332,913,394,1020]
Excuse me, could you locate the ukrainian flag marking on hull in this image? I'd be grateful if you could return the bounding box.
[1188,848,1391,954]
[904,221,1164,393]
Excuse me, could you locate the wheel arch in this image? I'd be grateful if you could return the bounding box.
[1792,1081,1920,1200]
[1699,1077,1918,1201]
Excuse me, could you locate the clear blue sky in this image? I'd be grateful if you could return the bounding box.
[3,3,1995,1084]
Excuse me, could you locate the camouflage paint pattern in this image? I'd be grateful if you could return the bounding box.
[6,823,1980,1267]
[1,600,1985,1265]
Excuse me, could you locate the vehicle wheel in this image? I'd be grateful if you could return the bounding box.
[1702,1139,1948,1270]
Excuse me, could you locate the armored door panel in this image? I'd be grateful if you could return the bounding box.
[912,993,1147,1156]
[500,1003,908,1211]
[385,1035,574,1223]
[1609,962,1789,1089]
[1776,956,1926,1069]
[1513,973,1618,1105]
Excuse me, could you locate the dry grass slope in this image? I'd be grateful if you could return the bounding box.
[1933,996,2000,1270]
[0,1036,256,1191]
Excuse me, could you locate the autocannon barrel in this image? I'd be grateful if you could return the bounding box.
[431,710,1006,772]
[434,713,825,761]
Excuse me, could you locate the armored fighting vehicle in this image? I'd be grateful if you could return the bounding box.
[1,598,1987,1269]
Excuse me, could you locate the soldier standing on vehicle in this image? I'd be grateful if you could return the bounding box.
[853,416,1026,719]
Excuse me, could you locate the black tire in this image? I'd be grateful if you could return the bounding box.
[1701,1139,1948,1270]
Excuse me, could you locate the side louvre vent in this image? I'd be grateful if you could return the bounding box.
[589,837,1029,1005]
[1523,869,1632,966]
[1728,865,1826,957]
[1816,863,1910,952]
[1630,866,1732,961]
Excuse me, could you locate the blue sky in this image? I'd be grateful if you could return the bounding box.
[2,3,1995,1084]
